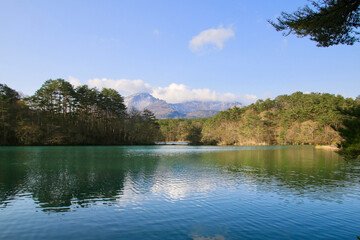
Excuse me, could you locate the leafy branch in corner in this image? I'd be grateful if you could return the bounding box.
[269,0,360,47]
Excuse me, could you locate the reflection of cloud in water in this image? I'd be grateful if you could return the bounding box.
[115,174,149,209]
[150,178,214,200]
[126,145,295,155]
[149,168,219,201]
[116,171,216,203]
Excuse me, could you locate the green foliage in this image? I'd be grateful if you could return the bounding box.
[138,109,161,144]
[270,0,360,47]
[4,81,359,155]
[336,104,360,159]
[158,92,359,153]
[186,126,202,145]
[201,92,358,146]
[0,84,21,144]
[157,118,206,143]
[0,80,160,145]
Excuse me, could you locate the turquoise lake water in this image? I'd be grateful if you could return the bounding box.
[0,146,360,239]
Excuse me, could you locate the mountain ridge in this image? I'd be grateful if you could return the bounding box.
[124,92,242,119]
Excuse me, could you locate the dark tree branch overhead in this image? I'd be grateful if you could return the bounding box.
[269,0,360,47]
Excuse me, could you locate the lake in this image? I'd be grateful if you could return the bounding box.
[1,146,360,239]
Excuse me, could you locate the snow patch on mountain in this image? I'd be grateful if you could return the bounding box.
[124,93,242,119]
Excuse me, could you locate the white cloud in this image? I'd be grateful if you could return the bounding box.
[87,78,152,96]
[189,26,235,53]
[68,76,82,88]
[68,77,257,105]
[153,83,257,104]
[152,83,238,103]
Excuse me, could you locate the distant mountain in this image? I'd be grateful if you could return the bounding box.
[170,101,242,113]
[124,93,242,119]
[184,110,219,119]
[124,92,158,110]
[145,100,186,119]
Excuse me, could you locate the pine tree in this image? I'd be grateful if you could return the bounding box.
[270,0,360,47]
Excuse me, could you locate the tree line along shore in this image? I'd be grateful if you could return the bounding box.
[158,92,358,145]
[1,79,359,159]
[0,79,160,146]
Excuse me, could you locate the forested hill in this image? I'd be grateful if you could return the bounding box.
[202,92,359,145]
[0,79,160,145]
[158,92,360,147]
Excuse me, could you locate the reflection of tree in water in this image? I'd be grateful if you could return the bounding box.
[203,147,360,202]
[0,147,160,212]
[2,146,360,212]
[0,149,28,206]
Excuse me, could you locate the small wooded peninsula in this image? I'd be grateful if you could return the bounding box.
[1,79,359,159]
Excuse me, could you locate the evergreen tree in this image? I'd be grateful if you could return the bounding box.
[270,0,360,47]
[0,80,160,146]
[0,84,20,144]
[336,105,360,159]
[186,126,202,145]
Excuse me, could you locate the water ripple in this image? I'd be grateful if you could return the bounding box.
[1,146,360,239]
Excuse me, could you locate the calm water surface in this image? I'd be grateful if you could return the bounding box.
[1,146,360,239]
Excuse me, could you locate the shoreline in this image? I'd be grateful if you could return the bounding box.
[0,143,339,149]
[315,145,339,151]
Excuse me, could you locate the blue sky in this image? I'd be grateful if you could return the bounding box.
[0,0,359,104]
